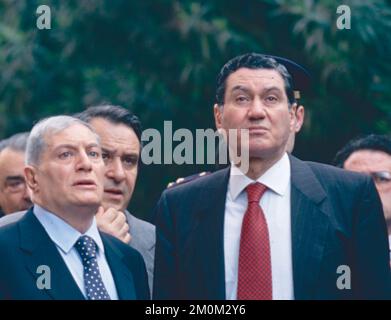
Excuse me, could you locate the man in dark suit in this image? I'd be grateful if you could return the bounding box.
[0,105,156,295]
[334,134,391,267]
[153,53,390,300]
[78,105,155,294]
[0,115,149,300]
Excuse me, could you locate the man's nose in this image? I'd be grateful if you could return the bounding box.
[248,98,266,119]
[76,151,93,171]
[106,157,126,182]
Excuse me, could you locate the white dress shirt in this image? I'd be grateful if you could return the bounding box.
[33,205,119,300]
[224,152,294,300]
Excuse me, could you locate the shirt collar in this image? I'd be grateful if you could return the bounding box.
[229,152,291,201]
[33,204,105,255]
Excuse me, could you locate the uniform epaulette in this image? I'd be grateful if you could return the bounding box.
[167,172,211,188]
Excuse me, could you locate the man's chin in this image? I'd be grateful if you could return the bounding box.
[72,196,102,208]
[75,201,101,208]
[247,143,286,159]
[101,198,124,212]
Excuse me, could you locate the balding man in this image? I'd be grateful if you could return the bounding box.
[0,133,32,216]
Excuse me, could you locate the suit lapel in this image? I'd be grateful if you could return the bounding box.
[187,168,230,299]
[289,156,330,299]
[102,235,136,300]
[19,209,85,300]
[192,159,329,300]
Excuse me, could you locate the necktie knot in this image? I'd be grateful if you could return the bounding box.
[246,182,267,203]
[74,235,97,261]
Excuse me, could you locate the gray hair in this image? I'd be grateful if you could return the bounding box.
[0,132,29,154]
[26,115,99,166]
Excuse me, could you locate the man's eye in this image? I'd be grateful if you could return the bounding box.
[89,151,100,158]
[236,96,249,103]
[265,96,278,102]
[9,181,23,188]
[123,157,137,166]
[59,151,72,159]
[372,171,391,184]
[102,152,111,161]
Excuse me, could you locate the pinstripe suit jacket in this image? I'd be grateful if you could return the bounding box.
[153,155,391,299]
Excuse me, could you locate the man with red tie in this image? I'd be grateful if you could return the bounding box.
[153,53,390,300]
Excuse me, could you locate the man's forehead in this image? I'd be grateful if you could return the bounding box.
[0,148,25,159]
[345,150,391,169]
[226,68,285,90]
[100,138,140,156]
[0,150,25,180]
[0,148,25,166]
[90,118,140,151]
[47,140,99,150]
[46,125,98,148]
[90,118,136,136]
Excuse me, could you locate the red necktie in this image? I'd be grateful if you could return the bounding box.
[237,182,272,300]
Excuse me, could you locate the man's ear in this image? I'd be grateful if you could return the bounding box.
[25,166,38,193]
[289,103,298,131]
[214,103,223,130]
[294,105,305,132]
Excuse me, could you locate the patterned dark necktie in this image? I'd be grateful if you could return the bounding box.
[74,235,111,300]
[237,182,272,300]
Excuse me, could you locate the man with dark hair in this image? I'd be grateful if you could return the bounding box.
[166,55,307,189]
[0,105,155,294]
[217,54,308,157]
[77,105,155,293]
[153,53,390,300]
[334,134,391,168]
[0,132,32,216]
[334,134,391,263]
[76,105,143,147]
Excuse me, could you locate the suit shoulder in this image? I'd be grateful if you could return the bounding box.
[0,211,26,228]
[126,213,156,252]
[0,221,21,260]
[303,160,375,204]
[127,213,155,233]
[305,161,370,186]
[0,220,20,242]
